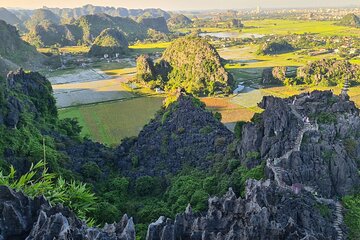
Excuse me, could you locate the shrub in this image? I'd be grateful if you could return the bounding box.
[343,194,360,240]
[214,137,227,147]
[317,112,337,124]
[200,125,213,134]
[246,151,260,160]
[190,190,208,212]
[58,118,82,137]
[82,162,102,180]
[93,202,120,224]
[135,176,156,196]
[228,159,241,171]
[203,176,217,194]
[213,112,222,121]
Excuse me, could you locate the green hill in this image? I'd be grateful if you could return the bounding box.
[24,13,148,47]
[25,9,61,30]
[167,14,192,28]
[338,13,360,28]
[0,20,46,76]
[139,17,169,33]
[24,22,82,47]
[88,28,129,57]
[75,14,148,44]
[257,40,295,55]
[136,36,233,95]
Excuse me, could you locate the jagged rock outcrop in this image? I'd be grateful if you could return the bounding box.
[238,90,360,198]
[136,55,156,82]
[117,94,234,177]
[262,67,287,84]
[0,186,135,240]
[146,179,341,240]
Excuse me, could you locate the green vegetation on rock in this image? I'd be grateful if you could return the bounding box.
[88,28,129,57]
[257,39,295,55]
[135,36,233,95]
[297,59,360,86]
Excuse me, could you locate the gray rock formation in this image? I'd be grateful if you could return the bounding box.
[238,91,360,198]
[146,180,341,240]
[0,186,135,240]
[117,94,234,177]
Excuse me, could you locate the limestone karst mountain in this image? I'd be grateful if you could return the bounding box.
[1,69,359,240]
[88,28,129,57]
[338,13,360,28]
[0,20,47,76]
[136,36,233,95]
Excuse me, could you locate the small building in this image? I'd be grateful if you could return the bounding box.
[233,84,245,94]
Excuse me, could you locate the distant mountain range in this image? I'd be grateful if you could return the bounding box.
[2,4,170,27]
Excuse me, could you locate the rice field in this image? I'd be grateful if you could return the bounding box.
[242,19,360,37]
[59,97,164,146]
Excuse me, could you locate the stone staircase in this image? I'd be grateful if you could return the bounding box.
[267,103,344,240]
[334,202,344,240]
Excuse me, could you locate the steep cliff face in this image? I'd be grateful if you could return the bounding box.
[0,186,135,240]
[1,69,57,129]
[146,91,360,240]
[117,95,234,177]
[0,20,46,75]
[238,91,360,198]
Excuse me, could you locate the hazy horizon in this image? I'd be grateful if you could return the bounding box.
[1,0,360,11]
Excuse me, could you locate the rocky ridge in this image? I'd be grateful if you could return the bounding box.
[0,185,135,240]
[146,90,360,240]
[117,94,234,177]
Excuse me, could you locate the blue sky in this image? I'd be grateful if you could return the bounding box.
[0,0,359,10]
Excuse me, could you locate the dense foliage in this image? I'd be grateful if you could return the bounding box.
[0,160,96,224]
[343,194,360,240]
[162,37,233,95]
[296,59,360,86]
[136,37,233,96]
